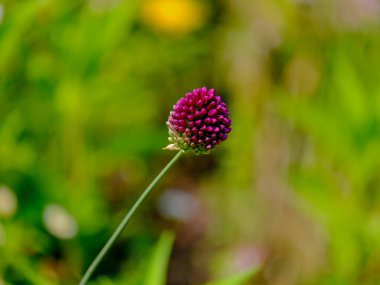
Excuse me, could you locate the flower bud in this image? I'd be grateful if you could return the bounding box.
[165,87,231,154]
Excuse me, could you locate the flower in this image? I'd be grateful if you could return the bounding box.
[165,87,231,154]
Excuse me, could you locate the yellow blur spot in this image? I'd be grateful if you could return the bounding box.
[141,0,206,35]
[284,55,320,97]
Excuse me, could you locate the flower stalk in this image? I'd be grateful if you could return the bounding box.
[79,86,231,284]
[78,150,184,285]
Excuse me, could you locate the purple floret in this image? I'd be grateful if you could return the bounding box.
[166,87,231,154]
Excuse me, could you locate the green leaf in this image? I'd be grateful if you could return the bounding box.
[143,231,175,285]
[203,267,259,285]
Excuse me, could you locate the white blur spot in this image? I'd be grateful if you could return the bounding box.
[43,204,78,239]
[157,189,198,222]
[0,186,18,218]
[0,4,3,24]
[0,222,5,247]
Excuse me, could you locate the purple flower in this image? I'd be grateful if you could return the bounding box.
[165,87,231,154]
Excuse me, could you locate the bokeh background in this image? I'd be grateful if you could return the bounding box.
[1,0,380,284]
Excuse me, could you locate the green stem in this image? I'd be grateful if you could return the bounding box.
[79,150,184,285]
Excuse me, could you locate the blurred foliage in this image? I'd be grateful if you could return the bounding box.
[1,0,380,284]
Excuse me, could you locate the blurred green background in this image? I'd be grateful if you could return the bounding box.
[1,0,380,284]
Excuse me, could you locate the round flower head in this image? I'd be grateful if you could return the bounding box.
[165,87,231,154]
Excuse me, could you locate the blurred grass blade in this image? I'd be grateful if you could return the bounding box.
[144,231,175,285]
[97,276,116,285]
[203,267,259,285]
[8,258,55,285]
